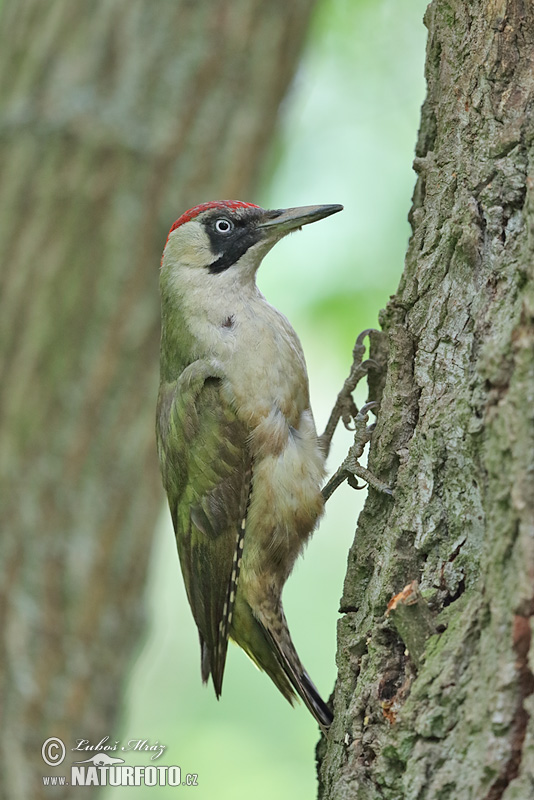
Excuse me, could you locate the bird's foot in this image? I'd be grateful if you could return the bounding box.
[319,328,380,458]
[321,401,392,502]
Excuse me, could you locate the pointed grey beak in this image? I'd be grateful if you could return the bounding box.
[258,204,343,235]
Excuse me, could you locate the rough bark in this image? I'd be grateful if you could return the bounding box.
[0,1,316,797]
[319,2,534,798]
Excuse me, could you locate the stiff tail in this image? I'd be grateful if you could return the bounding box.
[228,595,332,729]
[260,614,333,732]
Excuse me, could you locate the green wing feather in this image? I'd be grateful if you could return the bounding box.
[156,361,252,696]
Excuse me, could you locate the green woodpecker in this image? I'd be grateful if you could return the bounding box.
[156,200,343,729]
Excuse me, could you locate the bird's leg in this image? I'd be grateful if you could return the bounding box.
[319,328,378,459]
[322,402,392,502]
[320,329,392,502]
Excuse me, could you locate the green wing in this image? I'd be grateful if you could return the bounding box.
[156,361,252,696]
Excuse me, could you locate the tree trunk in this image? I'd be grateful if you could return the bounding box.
[319,2,534,798]
[0,1,315,796]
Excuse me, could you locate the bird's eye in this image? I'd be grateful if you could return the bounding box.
[215,218,233,234]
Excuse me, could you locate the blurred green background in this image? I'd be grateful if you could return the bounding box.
[103,0,428,796]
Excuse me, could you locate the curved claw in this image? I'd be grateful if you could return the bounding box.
[342,411,355,431]
[347,474,366,491]
[358,400,379,416]
[355,328,379,347]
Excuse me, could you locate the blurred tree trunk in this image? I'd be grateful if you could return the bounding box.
[0,0,316,796]
[319,2,534,798]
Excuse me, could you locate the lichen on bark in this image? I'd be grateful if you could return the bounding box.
[319,2,534,798]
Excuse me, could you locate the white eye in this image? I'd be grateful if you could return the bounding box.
[215,218,233,234]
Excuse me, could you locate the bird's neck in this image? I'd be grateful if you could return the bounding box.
[159,262,265,383]
[159,289,197,383]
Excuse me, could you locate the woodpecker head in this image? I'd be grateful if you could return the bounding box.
[161,200,343,291]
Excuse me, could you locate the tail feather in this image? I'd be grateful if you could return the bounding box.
[261,619,333,731]
[230,602,297,704]
[227,594,333,731]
